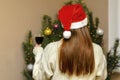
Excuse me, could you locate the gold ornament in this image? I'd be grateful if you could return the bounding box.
[30,38,33,45]
[44,27,52,35]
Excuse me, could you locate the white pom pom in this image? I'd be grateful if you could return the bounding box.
[27,63,33,71]
[63,31,71,39]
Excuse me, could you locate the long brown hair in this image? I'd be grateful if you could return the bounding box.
[59,27,95,76]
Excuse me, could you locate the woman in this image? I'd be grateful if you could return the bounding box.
[33,4,107,80]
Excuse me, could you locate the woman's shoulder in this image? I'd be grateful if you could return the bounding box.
[45,39,62,48]
[92,43,104,56]
[43,39,62,55]
[42,40,63,63]
[92,43,102,50]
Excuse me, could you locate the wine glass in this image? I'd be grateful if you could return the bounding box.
[34,33,43,45]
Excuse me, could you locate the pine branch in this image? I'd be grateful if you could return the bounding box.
[107,39,120,79]
[23,69,34,80]
[65,0,73,5]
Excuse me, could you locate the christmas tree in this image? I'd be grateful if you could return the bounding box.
[22,31,34,80]
[106,39,120,80]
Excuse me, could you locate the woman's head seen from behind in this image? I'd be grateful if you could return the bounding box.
[58,4,95,76]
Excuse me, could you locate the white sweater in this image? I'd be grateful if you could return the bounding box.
[32,40,107,80]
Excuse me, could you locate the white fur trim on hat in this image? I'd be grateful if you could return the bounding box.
[71,17,87,29]
[63,31,71,39]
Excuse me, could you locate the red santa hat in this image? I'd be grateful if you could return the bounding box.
[58,4,87,39]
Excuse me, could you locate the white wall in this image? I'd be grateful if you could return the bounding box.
[108,0,118,50]
[118,0,120,38]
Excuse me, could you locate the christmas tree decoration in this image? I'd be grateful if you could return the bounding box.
[53,24,59,29]
[44,27,52,36]
[27,63,33,71]
[97,28,104,35]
